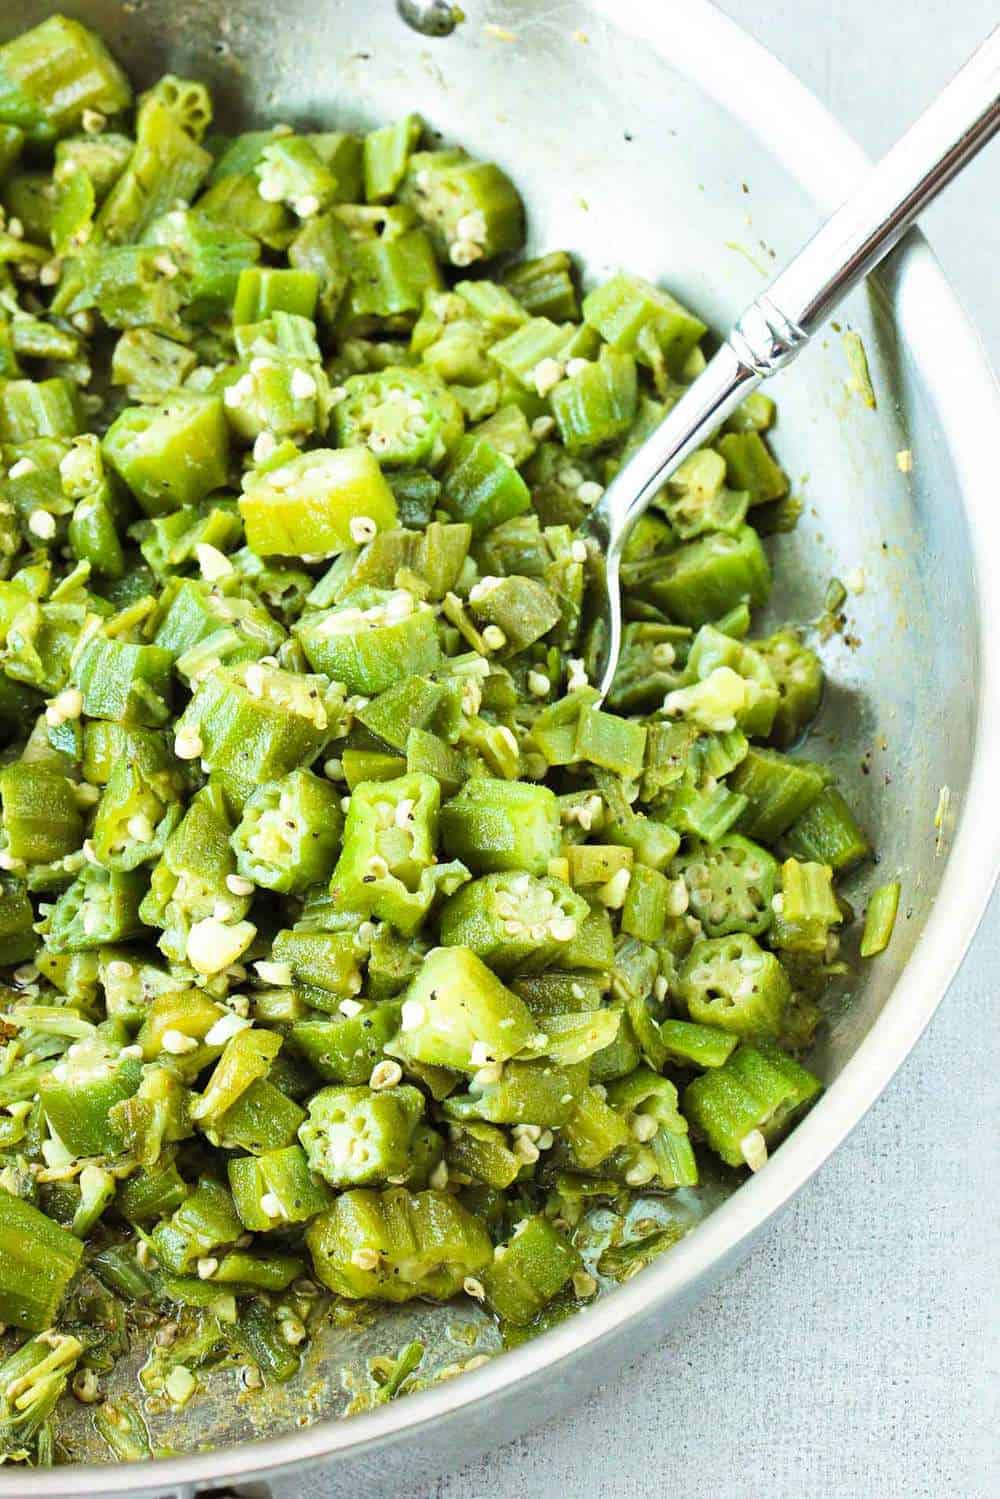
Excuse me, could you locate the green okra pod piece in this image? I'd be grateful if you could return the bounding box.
[364,114,423,203]
[270,928,363,1002]
[445,1120,521,1190]
[582,271,706,380]
[439,871,588,975]
[39,1038,143,1157]
[752,629,823,747]
[672,834,778,937]
[333,366,463,470]
[116,1158,191,1224]
[550,350,638,454]
[624,524,770,628]
[440,777,561,876]
[716,430,788,505]
[225,1299,301,1383]
[781,784,871,874]
[329,771,468,936]
[228,1143,333,1231]
[467,574,560,655]
[231,769,344,894]
[0,761,82,864]
[771,859,842,954]
[444,1057,584,1128]
[45,865,148,952]
[191,1026,282,1127]
[0,16,131,145]
[212,1077,307,1154]
[401,148,524,264]
[295,588,441,697]
[440,434,532,535]
[240,445,397,558]
[480,1215,581,1325]
[298,1083,426,1188]
[92,1394,154,1462]
[0,1190,84,1330]
[683,1039,822,1168]
[678,933,791,1039]
[658,1018,739,1070]
[729,748,827,843]
[174,660,331,810]
[359,677,446,754]
[562,1084,633,1169]
[503,251,579,321]
[306,1185,492,1302]
[289,1004,403,1087]
[860,881,901,958]
[606,1066,698,1190]
[150,1179,242,1275]
[102,393,229,517]
[389,945,535,1072]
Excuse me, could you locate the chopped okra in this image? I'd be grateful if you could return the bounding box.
[0,15,882,1453]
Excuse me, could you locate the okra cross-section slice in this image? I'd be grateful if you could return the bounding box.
[239,446,398,558]
[672,834,778,938]
[439,777,561,876]
[298,1083,426,1188]
[92,752,184,872]
[781,785,870,874]
[305,1185,493,1302]
[390,945,536,1072]
[480,1215,581,1326]
[0,1190,84,1331]
[175,660,332,809]
[683,1039,822,1168]
[138,783,250,966]
[330,771,468,936]
[438,872,589,976]
[333,366,464,470]
[228,1144,333,1232]
[39,1037,143,1158]
[751,629,823,747]
[102,393,229,517]
[231,768,344,894]
[295,588,441,697]
[677,933,792,1039]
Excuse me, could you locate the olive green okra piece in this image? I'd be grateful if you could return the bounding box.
[0,1189,85,1330]
[306,1185,493,1302]
[481,1215,582,1325]
[39,1037,143,1157]
[228,1144,333,1231]
[289,1004,403,1086]
[295,588,441,696]
[440,777,561,875]
[239,446,398,557]
[0,761,82,865]
[102,394,229,517]
[231,768,344,894]
[678,933,792,1039]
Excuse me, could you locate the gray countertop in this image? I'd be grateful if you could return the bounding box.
[302,4,1000,1495]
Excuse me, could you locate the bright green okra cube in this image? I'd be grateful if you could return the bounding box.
[102,393,229,517]
[239,446,398,557]
[306,1185,492,1302]
[228,1144,333,1231]
[440,777,561,876]
[439,872,588,975]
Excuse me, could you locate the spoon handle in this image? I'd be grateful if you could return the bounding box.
[587,24,1000,617]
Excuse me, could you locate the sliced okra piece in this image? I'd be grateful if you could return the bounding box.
[400,148,524,265]
[683,1039,822,1168]
[239,446,398,557]
[729,748,827,843]
[770,858,842,954]
[672,834,778,937]
[231,768,344,894]
[306,1185,493,1301]
[39,1038,143,1157]
[150,1179,242,1274]
[782,785,870,874]
[332,365,464,469]
[295,588,441,697]
[481,1215,581,1325]
[298,1083,426,1188]
[678,933,791,1039]
[438,871,588,975]
[228,1144,333,1232]
[389,945,535,1072]
[440,777,561,875]
[289,1004,403,1086]
[0,761,82,864]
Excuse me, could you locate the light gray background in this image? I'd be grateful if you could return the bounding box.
[304,4,1000,1496]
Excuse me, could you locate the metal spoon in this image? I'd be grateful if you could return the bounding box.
[582,26,999,701]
